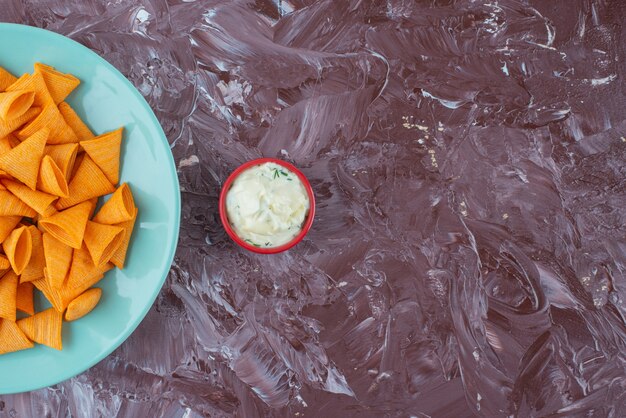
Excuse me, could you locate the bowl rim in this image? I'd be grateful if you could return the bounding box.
[219,158,315,254]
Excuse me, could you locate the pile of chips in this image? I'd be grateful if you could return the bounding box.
[0,63,137,354]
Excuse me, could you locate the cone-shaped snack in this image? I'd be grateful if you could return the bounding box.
[66,245,96,289]
[65,288,101,321]
[0,216,21,243]
[0,191,36,217]
[84,221,124,266]
[6,133,20,148]
[42,232,73,289]
[44,143,78,179]
[0,318,34,355]
[3,226,32,274]
[80,127,122,185]
[37,156,69,198]
[111,208,138,269]
[62,274,106,312]
[39,200,91,249]
[0,90,35,122]
[0,127,47,189]
[0,134,11,154]
[0,191,37,217]
[86,197,98,218]
[34,63,80,105]
[68,153,84,183]
[32,277,62,312]
[0,271,18,321]
[6,70,53,106]
[17,104,78,144]
[58,102,94,141]
[0,66,17,92]
[61,246,113,308]
[0,106,39,138]
[37,255,111,312]
[16,281,34,315]
[2,179,57,216]
[93,183,135,225]
[0,255,9,273]
[56,156,114,210]
[17,308,63,350]
[21,226,45,283]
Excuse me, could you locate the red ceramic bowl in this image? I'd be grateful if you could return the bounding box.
[219,158,315,254]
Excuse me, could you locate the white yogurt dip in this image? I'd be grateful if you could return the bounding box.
[226,162,310,248]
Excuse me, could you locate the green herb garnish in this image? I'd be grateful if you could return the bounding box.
[272,168,290,179]
[245,239,261,247]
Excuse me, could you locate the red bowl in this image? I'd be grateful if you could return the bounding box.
[219,158,315,254]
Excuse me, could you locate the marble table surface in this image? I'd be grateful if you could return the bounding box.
[1,1,625,417]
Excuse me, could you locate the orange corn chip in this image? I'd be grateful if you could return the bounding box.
[84,221,124,266]
[45,143,78,179]
[0,106,39,139]
[3,225,33,275]
[32,277,63,312]
[17,103,78,145]
[0,90,35,122]
[80,127,123,185]
[32,255,109,312]
[0,216,21,243]
[16,281,35,315]
[68,152,84,182]
[111,208,138,269]
[2,179,57,216]
[0,191,37,217]
[0,319,34,354]
[65,245,97,288]
[56,156,115,210]
[6,133,20,148]
[39,200,91,249]
[17,308,63,350]
[66,246,115,287]
[21,226,45,283]
[0,135,11,154]
[42,232,72,289]
[93,183,135,224]
[87,197,99,218]
[65,288,102,321]
[0,271,18,321]
[58,102,94,141]
[38,155,69,198]
[0,255,9,273]
[34,63,80,105]
[0,67,17,92]
[61,273,107,312]
[57,246,112,309]
[7,71,54,107]
[0,127,48,190]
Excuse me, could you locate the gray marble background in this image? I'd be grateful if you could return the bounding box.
[1,1,625,417]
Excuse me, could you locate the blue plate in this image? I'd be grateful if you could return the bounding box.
[0,23,180,394]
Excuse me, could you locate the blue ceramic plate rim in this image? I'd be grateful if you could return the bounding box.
[0,23,181,393]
